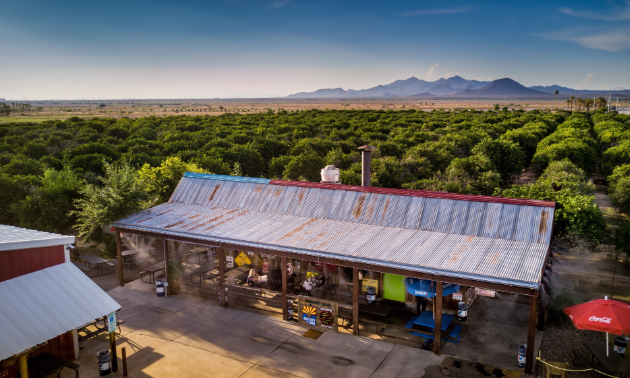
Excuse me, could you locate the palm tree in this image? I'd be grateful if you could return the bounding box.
[566,99,571,110]
[585,98,594,111]
[555,90,559,108]
[570,96,575,111]
[576,98,583,111]
[596,97,607,109]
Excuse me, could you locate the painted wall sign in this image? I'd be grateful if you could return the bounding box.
[475,288,496,298]
[226,256,234,268]
[362,278,379,292]
[297,295,338,332]
[107,312,117,333]
[234,252,252,266]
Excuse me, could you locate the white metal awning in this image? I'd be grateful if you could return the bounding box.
[0,263,120,360]
[0,225,75,251]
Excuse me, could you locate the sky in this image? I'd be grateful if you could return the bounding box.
[1,0,629,99]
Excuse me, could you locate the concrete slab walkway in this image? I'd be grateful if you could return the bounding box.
[66,286,444,378]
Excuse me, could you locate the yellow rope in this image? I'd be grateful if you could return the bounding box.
[535,357,622,378]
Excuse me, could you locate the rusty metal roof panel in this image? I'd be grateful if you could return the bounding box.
[354,227,415,260]
[497,204,519,240]
[169,177,202,204]
[402,232,449,266]
[377,195,411,228]
[333,191,361,222]
[114,174,556,289]
[419,198,441,231]
[448,200,470,236]
[434,200,455,233]
[193,179,223,206]
[403,197,425,229]
[479,202,503,238]
[322,189,347,221]
[464,201,486,236]
[422,234,467,269]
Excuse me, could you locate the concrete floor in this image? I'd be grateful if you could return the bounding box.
[65,286,445,378]
[441,296,543,372]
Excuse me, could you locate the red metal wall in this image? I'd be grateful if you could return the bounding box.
[0,245,65,282]
[3,331,75,378]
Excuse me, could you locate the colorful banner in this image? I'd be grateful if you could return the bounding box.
[297,295,338,332]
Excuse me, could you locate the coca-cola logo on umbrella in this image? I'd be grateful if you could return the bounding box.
[589,316,612,323]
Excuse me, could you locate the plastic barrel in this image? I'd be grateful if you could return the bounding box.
[517,344,527,368]
[457,302,467,321]
[366,286,376,304]
[156,279,165,297]
[614,336,628,355]
[97,350,111,376]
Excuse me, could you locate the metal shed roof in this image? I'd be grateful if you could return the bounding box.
[0,225,75,252]
[114,173,555,290]
[0,263,120,360]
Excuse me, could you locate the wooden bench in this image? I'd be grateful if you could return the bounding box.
[572,349,593,368]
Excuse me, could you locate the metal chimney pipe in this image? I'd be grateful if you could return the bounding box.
[358,145,375,187]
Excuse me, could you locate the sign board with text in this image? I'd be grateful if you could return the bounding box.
[234,252,252,266]
[361,278,379,293]
[297,295,338,333]
[107,312,117,333]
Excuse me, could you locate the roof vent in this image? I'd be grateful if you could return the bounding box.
[321,165,340,184]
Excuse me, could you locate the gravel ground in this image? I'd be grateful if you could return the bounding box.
[89,263,142,292]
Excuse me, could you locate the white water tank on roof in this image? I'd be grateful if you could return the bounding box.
[321,165,340,184]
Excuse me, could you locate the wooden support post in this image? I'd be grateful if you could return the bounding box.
[434,282,443,355]
[163,240,170,297]
[537,287,545,332]
[525,295,537,374]
[281,256,288,321]
[353,267,359,335]
[19,353,28,378]
[116,231,124,287]
[218,248,226,307]
[109,331,118,372]
[122,347,128,376]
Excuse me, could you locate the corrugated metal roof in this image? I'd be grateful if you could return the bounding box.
[0,225,75,252]
[114,174,555,290]
[0,263,120,360]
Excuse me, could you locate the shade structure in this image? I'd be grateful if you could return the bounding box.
[564,298,630,335]
[405,278,460,298]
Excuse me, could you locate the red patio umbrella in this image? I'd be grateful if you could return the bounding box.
[564,296,630,355]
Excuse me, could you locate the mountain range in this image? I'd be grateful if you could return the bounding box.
[287,76,630,99]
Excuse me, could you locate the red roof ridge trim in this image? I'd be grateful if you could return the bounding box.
[268,179,556,208]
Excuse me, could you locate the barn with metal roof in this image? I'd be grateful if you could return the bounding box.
[112,172,555,373]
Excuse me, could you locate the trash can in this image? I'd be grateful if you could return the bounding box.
[366,286,376,304]
[517,344,527,368]
[287,300,293,320]
[97,350,111,376]
[457,302,467,322]
[156,279,165,297]
[614,336,628,355]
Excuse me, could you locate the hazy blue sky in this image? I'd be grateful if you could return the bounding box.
[1,0,629,99]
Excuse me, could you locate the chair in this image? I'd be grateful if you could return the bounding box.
[542,360,568,378]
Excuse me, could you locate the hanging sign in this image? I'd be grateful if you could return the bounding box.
[226,256,234,268]
[287,263,293,275]
[362,278,379,293]
[475,288,496,298]
[234,252,252,266]
[453,292,463,301]
[107,312,117,333]
[307,271,318,280]
[297,295,338,332]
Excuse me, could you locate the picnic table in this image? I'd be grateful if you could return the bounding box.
[186,247,211,265]
[405,311,462,344]
[121,247,154,268]
[186,262,218,285]
[28,352,80,378]
[139,261,165,283]
[78,254,115,276]
[584,341,630,374]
